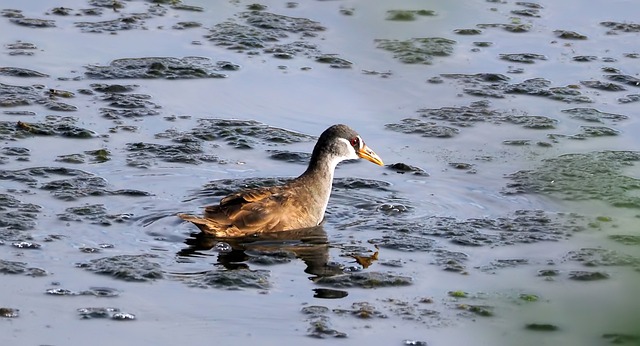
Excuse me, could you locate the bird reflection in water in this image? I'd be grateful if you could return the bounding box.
[179,225,380,299]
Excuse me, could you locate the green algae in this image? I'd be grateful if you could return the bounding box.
[375,37,455,64]
[506,151,640,208]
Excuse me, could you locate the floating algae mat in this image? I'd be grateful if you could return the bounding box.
[506,151,640,208]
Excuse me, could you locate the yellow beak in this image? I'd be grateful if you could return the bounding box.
[358,144,384,166]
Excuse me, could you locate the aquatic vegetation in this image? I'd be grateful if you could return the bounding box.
[183,268,271,289]
[183,118,314,149]
[561,108,628,123]
[85,57,234,79]
[375,37,456,64]
[77,254,164,282]
[313,271,413,288]
[385,118,460,138]
[58,204,131,225]
[386,10,436,21]
[505,151,640,208]
[126,142,217,167]
[553,30,588,39]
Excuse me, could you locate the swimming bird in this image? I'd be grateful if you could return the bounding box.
[178,124,384,238]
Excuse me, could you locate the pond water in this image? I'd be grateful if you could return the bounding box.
[1,0,640,345]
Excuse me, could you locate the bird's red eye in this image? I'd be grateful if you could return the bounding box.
[350,137,359,148]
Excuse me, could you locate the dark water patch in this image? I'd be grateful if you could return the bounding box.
[267,150,311,164]
[561,108,628,123]
[505,151,640,208]
[0,67,48,78]
[375,37,456,64]
[182,268,271,289]
[526,323,559,331]
[85,57,233,79]
[58,204,131,225]
[565,248,640,268]
[568,270,609,281]
[385,118,459,138]
[601,21,640,34]
[606,74,640,88]
[386,10,436,21]
[553,30,587,40]
[313,288,348,299]
[0,193,41,231]
[581,80,626,91]
[77,254,163,282]
[126,142,218,167]
[46,286,120,297]
[9,17,56,28]
[313,271,412,288]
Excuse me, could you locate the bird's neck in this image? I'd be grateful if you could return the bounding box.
[296,153,342,224]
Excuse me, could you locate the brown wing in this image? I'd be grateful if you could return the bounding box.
[180,185,304,237]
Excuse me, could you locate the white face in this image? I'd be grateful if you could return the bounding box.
[337,136,361,161]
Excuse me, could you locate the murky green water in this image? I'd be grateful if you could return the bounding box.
[1,0,640,345]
